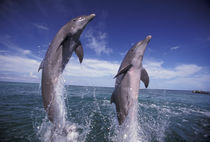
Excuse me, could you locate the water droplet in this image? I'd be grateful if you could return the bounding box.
[123,134,127,139]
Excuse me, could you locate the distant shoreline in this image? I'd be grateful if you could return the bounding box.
[192,90,210,95]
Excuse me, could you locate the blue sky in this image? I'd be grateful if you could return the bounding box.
[0,0,210,91]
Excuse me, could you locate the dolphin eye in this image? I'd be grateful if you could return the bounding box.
[73,19,76,22]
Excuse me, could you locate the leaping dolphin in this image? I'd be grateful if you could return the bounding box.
[38,14,95,126]
[111,35,151,125]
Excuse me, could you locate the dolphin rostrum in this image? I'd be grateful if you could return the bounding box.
[38,14,95,126]
[111,35,151,125]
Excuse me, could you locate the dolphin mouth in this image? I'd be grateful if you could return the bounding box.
[87,13,96,22]
[145,35,152,44]
[78,14,95,34]
[146,35,152,40]
[133,35,152,53]
[135,35,152,47]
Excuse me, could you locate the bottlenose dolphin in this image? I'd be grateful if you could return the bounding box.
[38,14,95,126]
[111,35,151,125]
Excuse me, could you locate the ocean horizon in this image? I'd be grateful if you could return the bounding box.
[0,81,209,93]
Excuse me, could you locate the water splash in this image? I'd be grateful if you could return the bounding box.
[110,91,171,142]
[33,82,170,142]
[35,76,80,142]
[111,99,145,142]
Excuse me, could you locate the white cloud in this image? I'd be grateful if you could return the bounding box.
[170,46,180,50]
[0,34,41,60]
[33,23,49,30]
[0,35,42,81]
[84,29,112,55]
[0,55,40,73]
[23,50,31,55]
[144,60,202,79]
[0,43,210,90]
[64,57,119,77]
[166,74,210,90]
[0,54,120,86]
[144,60,210,91]
[175,64,202,77]
[0,55,41,82]
[29,72,38,79]
[144,61,175,79]
[0,35,117,84]
[0,50,7,53]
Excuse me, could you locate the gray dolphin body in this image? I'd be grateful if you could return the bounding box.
[39,14,95,125]
[111,35,151,125]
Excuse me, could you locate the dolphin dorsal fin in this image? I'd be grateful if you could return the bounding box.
[114,64,132,78]
[75,41,84,63]
[38,60,44,72]
[141,67,149,88]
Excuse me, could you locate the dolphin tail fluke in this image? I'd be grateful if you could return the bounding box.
[75,42,84,63]
[141,67,149,88]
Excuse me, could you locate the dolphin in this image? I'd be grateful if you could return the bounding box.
[111,35,151,125]
[38,14,95,126]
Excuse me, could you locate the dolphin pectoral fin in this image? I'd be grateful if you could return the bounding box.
[57,36,71,51]
[75,42,84,63]
[38,60,44,72]
[141,67,149,88]
[111,89,116,104]
[57,38,65,51]
[114,64,132,78]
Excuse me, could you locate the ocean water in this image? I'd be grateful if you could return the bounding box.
[0,81,210,142]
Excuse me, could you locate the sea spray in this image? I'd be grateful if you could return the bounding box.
[53,75,66,129]
[138,99,170,141]
[33,82,169,142]
[36,76,79,142]
[111,99,145,142]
